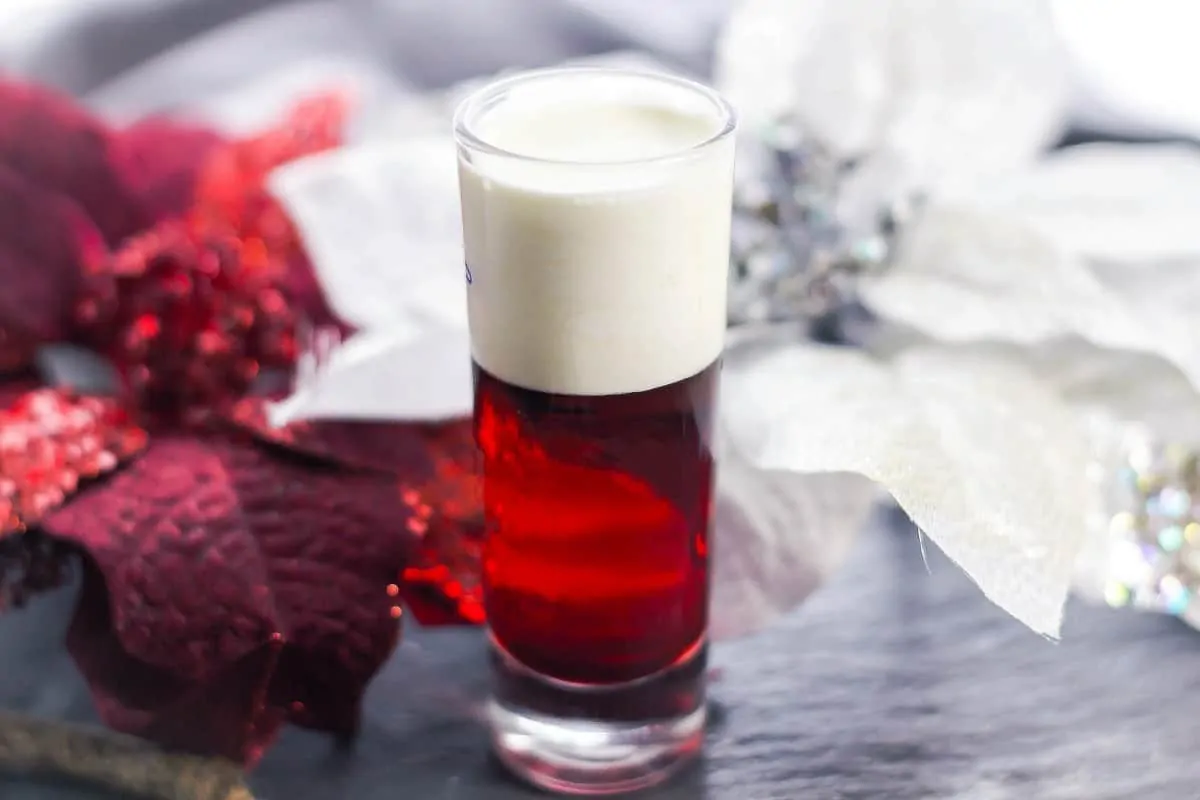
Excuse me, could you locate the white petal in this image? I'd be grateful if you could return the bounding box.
[268,326,472,426]
[716,0,1069,198]
[267,135,464,332]
[970,144,1200,262]
[864,202,1144,345]
[710,458,880,641]
[721,339,1094,637]
[864,202,1200,401]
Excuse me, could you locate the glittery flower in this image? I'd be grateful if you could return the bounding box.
[0,79,472,766]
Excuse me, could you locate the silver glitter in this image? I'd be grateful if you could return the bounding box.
[727,116,920,327]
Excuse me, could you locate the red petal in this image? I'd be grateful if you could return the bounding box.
[66,569,288,764]
[0,80,143,245]
[109,117,225,224]
[0,164,107,348]
[224,396,435,476]
[223,402,486,625]
[43,435,412,764]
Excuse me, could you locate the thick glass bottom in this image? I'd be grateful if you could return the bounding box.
[488,700,705,796]
[487,639,707,795]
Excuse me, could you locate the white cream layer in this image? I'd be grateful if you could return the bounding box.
[459,71,735,396]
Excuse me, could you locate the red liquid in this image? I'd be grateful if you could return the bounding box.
[474,361,717,686]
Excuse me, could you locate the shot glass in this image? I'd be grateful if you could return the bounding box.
[454,67,737,795]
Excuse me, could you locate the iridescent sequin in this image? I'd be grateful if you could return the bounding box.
[1098,430,1200,626]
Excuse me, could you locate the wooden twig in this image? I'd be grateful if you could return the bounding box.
[0,710,253,800]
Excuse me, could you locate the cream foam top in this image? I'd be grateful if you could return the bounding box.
[456,69,737,396]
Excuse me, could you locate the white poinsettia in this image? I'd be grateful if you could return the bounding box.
[264,0,1200,639]
[718,0,1200,627]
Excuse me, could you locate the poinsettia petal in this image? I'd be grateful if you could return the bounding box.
[268,327,473,426]
[0,80,144,245]
[721,338,1094,637]
[225,395,438,477]
[216,437,409,737]
[710,455,879,641]
[46,437,278,678]
[862,200,1200,404]
[65,568,288,765]
[863,201,1143,342]
[43,434,413,763]
[0,164,106,346]
[716,0,1068,204]
[969,143,1200,263]
[266,136,464,332]
[109,116,225,223]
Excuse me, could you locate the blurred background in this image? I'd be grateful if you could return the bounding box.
[1,0,1197,141]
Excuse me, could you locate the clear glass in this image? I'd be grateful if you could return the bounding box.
[454,67,737,795]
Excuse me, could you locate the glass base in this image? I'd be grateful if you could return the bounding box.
[488,699,705,796]
[487,640,707,795]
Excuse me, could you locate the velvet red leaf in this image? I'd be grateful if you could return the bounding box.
[224,396,435,476]
[0,164,107,353]
[109,117,225,224]
[0,80,143,245]
[42,435,413,764]
[224,400,486,625]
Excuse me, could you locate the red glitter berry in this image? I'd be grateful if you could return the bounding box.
[398,420,486,626]
[0,388,147,537]
[75,221,298,425]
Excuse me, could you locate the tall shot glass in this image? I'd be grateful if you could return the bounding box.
[454,67,737,795]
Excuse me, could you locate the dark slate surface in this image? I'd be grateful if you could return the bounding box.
[5,516,1200,799]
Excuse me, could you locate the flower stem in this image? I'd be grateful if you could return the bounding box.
[0,710,252,800]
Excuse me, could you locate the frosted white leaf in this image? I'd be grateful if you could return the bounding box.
[265,134,471,423]
[863,202,1143,345]
[863,201,1200,400]
[268,135,464,332]
[267,325,472,426]
[710,457,879,640]
[721,340,1094,636]
[716,0,1069,201]
[1022,340,1200,445]
[969,144,1200,263]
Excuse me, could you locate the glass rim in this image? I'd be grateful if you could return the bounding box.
[452,66,738,168]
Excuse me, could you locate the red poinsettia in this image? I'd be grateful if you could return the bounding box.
[0,81,483,766]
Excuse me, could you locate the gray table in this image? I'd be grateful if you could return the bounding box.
[4,516,1200,799]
